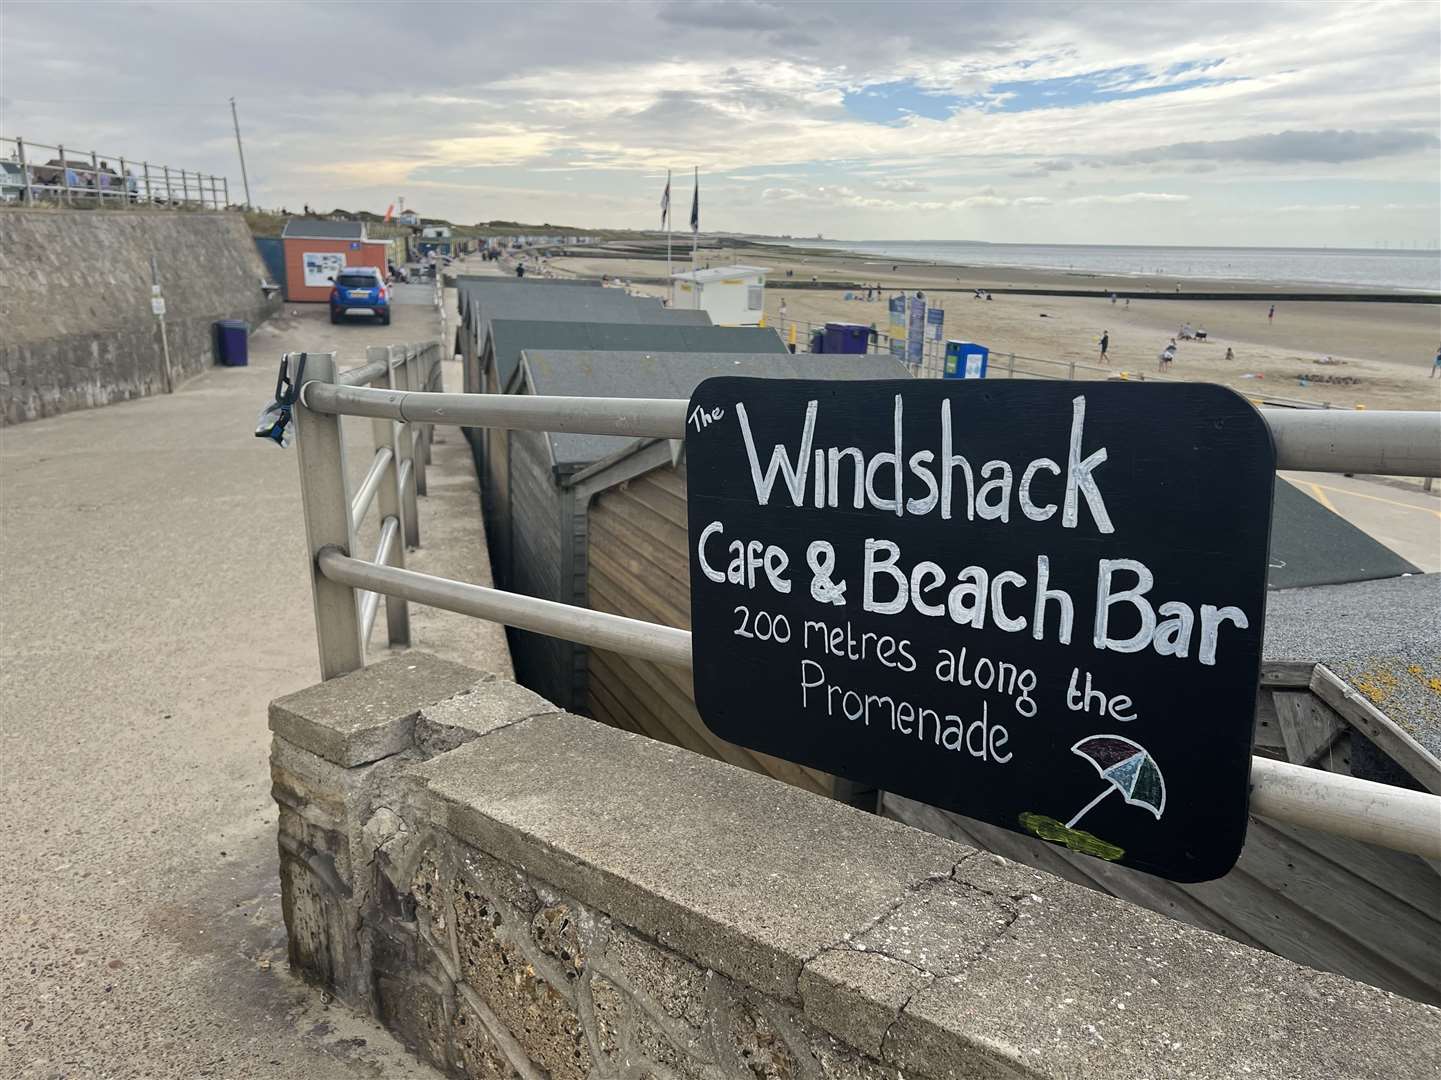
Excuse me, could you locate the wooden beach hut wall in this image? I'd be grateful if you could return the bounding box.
[571,352,912,798]
[499,340,798,709]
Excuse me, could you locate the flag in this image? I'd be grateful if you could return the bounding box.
[661,170,671,229]
[689,166,699,234]
[383,203,394,223]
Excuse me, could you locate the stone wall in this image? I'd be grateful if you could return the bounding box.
[0,208,280,423]
[268,653,1440,1080]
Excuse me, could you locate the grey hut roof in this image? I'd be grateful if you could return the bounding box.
[1263,572,1441,762]
[492,320,786,396]
[519,348,909,470]
[281,218,366,240]
[457,277,601,322]
[472,289,693,388]
[1267,479,1417,590]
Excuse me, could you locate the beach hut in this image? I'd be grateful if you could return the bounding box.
[280,218,390,302]
[505,343,830,711]
[509,344,872,712]
[566,352,909,782]
[455,285,698,540]
[669,265,769,325]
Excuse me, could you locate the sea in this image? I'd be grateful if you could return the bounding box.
[780,241,1440,294]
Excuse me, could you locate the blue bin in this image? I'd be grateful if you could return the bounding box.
[214,320,249,367]
[823,322,870,355]
[809,329,826,354]
[943,341,988,379]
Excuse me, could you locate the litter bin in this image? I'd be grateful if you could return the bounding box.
[214,320,249,367]
[809,329,826,354]
[943,340,988,379]
[823,322,870,355]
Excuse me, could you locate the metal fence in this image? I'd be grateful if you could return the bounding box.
[286,354,1441,861]
[1,135,230,209]
[775,317,1335,411]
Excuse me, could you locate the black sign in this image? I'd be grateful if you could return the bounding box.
[685,379,1274,883]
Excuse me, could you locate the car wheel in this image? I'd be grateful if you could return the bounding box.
[379,311,391,326]
[330,310,340,324]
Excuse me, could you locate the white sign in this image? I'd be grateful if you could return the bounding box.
[303,251,346,288]
[151,297,166,316]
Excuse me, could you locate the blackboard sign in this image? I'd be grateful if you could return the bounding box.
[685,379,1274,882]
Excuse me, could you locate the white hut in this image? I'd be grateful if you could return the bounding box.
[670,265,768,326]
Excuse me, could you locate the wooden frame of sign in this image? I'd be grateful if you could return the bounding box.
[685,378,1275,883]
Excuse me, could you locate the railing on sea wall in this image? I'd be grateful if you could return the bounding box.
[1,135,230,210]
[286,356,1441,861]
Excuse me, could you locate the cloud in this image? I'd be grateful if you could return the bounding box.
[873,177,929,192]
[657,1,793,32]
[955,193,1011,207]
[1119,128,1440,165]
[1067,192,1191,204]
[1277,203,1363,213]
[2,0,1438,245]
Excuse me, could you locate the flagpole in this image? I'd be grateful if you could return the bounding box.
[665,169,673,306]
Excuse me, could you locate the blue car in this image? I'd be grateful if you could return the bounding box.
[329,267,391,325]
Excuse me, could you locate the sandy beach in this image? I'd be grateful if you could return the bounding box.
[549,244,1441,411]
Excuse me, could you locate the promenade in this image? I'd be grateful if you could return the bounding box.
[0,264,504,1077]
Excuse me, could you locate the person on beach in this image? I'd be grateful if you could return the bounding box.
[779,299,788,320]
[1268,304,1276,323]
[1099,331,1110,363]
[1158,343,1176,372]
[1432,345,1441,378]
[1225,346,1235,361]
[1125,297,1130,308]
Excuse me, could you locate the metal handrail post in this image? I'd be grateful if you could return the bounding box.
[59,143,71,206]
[389,345,421,548]
[366,346,410,646]
[223,177,230,208]
[423,343,438,465]
[117,156,128,209]
[163,165,172,208]
[292,352,364,678]
[16,137,32,205]
[405,345,428,496]
[142,162,151,205]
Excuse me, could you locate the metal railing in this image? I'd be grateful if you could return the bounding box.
[296,343,442,658]
[289,365,1441,860]
[2,135,230,209]
[774,316,1340,411]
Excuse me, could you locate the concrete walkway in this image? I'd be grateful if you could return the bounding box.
[1,270,506,1077]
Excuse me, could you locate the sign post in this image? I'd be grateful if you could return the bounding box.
[684,379,1274,883]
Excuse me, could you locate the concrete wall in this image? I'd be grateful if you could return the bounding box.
[268,653,1440,1080]
[0,209,280,424]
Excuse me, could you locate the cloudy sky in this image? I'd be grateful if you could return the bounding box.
[3,0,1438,246]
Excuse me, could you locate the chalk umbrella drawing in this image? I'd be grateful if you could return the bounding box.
[1068,734,1167,826]
[1018,735,1166,863]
